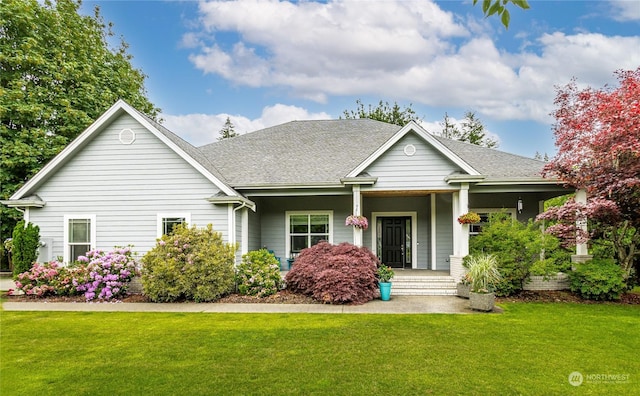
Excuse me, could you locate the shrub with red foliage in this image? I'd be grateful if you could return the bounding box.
[284,242,380,305]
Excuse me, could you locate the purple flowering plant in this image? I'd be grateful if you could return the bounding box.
[75,246,139,301]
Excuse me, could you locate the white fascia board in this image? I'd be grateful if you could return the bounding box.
[346,121,480,178]
[10,100,129,200]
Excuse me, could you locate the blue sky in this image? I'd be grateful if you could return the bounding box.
[81,0,640,158]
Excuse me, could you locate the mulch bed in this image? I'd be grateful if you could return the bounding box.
[3,289,318,304]
[4,289,639,305]
[496,290,640,305]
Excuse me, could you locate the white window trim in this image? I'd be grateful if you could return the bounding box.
[285,211,333,259]
[469,208,517,235]
[157,213,191,238]
[371,212,418,269]
[63,214,96,264]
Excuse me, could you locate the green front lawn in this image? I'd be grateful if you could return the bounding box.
[1,303,638,395]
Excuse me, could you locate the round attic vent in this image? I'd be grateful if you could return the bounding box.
[119,128,136,145]
[404,144,416,156]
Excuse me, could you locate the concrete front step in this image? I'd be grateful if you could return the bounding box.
[389,275,458,296]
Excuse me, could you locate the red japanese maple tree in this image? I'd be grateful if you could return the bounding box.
[538,67,640,280]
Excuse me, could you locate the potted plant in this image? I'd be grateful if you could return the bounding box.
[377,264,394,301]
[345,215,369,230]
[466,253,502,311]
[457,272,472,299]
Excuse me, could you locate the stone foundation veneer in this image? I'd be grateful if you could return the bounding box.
[571,254,593,264]
[523,273,570,291]
[449,255,465,283]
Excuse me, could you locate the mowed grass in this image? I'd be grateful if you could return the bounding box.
[1,303,638,395]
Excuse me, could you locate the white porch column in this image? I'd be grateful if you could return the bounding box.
[352,184,363,247]
[450,183,469,282]
[572,188,592,263]
[459,183,470,257]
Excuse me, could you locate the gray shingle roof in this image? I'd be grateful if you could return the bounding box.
[198,119,401,186]
[196,119,546,187]
[433,136,546,179]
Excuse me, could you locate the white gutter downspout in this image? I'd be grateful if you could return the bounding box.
[231,201,248,251]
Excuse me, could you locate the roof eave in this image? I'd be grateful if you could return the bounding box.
[1,199,46,208]
[476,177,563,186]
[233,182,346,190]
[445,174,487,184]
[340,176,378,185]
[206,196,256,211]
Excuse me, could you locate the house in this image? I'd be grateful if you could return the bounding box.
[3,100,574,286]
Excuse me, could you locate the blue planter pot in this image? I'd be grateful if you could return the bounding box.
[379,282,392,301]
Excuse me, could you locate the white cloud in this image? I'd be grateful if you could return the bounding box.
[608,0,640,22]
[185,0,640,124]
[162,104,331,146]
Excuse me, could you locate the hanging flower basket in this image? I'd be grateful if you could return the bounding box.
[345,215,368,230]
[457,212,481,224]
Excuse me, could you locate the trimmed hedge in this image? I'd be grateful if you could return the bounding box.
[11,221,40,277]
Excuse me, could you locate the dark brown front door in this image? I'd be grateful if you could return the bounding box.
[381,217,409,268]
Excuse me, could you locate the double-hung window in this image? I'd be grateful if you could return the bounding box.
[286,211,332,257]
[469,209,516,235]
[64,215,96,263]
[157,213,191,237]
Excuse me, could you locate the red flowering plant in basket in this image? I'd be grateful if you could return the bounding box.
[457,212,481,225]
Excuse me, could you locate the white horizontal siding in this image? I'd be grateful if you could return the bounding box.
[29,113,228,261]
[364,133,463,191]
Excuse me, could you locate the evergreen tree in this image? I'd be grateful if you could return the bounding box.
[218,117,238,140]
[11,221,40,277]
[434,111,498,148]
[341,99,420,126]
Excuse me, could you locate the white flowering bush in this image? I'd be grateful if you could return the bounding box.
[236,249,283,297]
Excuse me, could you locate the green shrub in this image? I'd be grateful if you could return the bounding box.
[141,224,236,302]
[284,242,379,305]
[469,212,570,296]
[11,220,40,278]
[569,259,626,301]
[236,249,283,297]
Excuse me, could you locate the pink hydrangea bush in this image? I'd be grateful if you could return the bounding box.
[12,262,60,297]
[75,247,139,301]
[10,247,139,302]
